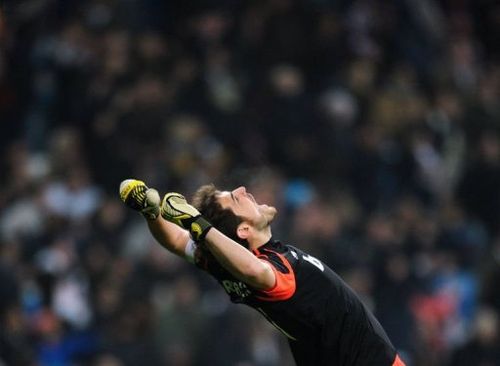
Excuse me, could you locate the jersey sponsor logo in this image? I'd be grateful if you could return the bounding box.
[221,280,252,298]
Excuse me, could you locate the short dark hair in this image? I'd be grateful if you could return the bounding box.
[192,184,248,247]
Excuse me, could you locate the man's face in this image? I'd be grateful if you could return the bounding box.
[217,186,277,229]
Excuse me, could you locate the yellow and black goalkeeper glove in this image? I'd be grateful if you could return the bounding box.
[119,179,161,220]
[161,192,213,242]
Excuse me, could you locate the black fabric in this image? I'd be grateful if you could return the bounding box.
[195,239,397,366]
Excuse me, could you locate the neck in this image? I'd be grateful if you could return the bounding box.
[247,225,272,250]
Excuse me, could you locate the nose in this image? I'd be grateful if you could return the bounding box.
[233,186,246,195]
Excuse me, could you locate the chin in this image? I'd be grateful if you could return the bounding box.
[263,205,277,223]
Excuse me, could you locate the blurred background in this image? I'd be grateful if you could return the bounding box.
[1,0,500,365]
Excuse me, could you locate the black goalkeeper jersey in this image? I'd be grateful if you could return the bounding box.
[193,239,400,366]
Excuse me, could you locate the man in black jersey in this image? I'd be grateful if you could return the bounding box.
[119,179,405,366]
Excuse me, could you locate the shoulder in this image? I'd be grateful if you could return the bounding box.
[259,241,327,274]
[250,241,297,301]
[253,241,298,273]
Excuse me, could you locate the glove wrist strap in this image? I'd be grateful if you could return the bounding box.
[190,216,213,242]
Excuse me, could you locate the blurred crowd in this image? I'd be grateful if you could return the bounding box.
[1,0,500,365]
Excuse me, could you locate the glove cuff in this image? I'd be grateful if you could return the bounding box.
[190,216,213,242]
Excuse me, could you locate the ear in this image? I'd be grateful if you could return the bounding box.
[236,222,251,240]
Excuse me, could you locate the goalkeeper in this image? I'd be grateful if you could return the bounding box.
[119,179,405,366]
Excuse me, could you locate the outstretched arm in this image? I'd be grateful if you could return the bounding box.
[119,179,191,259]
[162,193,275,290]
[203,228,275,290]
[119,180,275,288]
[146,217,191,258]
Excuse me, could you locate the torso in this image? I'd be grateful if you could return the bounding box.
[194,239,397,365]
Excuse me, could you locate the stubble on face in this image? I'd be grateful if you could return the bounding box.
[256,204,277,229]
